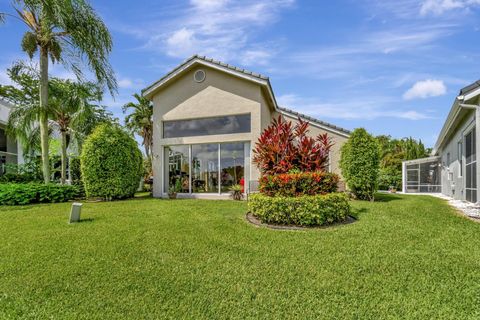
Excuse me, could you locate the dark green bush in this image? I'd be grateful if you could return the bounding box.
[0,160,43,184]
[69,156,85,197]
[259,171,339,196]
[80,124,143,200]
[0,183,79,206]
[340,128,380,201]
[248,193,351,226]
[378,167,402,191]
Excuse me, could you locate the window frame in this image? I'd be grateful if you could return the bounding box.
[162,114,251,139]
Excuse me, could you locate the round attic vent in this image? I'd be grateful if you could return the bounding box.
[194,69,206,83]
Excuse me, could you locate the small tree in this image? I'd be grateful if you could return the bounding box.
[340,128,380,201]
[80,124,143,200]
[253,116,332,175]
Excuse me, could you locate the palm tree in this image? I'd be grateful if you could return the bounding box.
[123,93,153,159]
[49,79,110,184]
[0,0,117,183]
[2,65,114,184]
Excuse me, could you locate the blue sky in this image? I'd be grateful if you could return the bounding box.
[1,0,480,147]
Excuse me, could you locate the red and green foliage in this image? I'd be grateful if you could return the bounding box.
[253,116,333,175]
[259,171,339,197]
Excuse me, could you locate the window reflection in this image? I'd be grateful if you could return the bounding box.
[165,146,190,193]
[163,114,251,138]
[0,128,7,152]
[220,143,245,193]
[192,144,219,193]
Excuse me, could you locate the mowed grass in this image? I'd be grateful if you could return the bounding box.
[1,194,480,319]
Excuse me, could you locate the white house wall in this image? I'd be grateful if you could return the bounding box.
[438,110,475,200]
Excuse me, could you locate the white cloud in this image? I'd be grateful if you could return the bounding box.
[0,68,12,86]
[125,0,294,66]
[239,49,273,66]
[403,79,447,100]
[117,76,145,90]
[420,0,480,16]
[165,28,196,57]
[190,0,229,11]
[277,93,433,121]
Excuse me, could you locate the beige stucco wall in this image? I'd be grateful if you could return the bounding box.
[151,65,274,197]
[274,112,348,178]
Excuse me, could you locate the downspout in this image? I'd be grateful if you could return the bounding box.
[459,100,480,205]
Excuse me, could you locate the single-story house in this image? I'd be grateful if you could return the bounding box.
[402,80,480,203]
[142,55,350,199]
[0,98,23,175]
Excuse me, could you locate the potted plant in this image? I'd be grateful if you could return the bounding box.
[389,185,397,193]
[229,184,243,201]
[168,179,182,199]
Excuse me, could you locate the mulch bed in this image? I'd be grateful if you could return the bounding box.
[245,212,356,231]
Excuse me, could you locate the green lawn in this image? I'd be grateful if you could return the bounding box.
[1,194,480,319]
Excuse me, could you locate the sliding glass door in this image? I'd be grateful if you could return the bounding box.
[164,142,247,194]
[192,144,219,193]
[465,128,477,203]
[164,145,190,193]
[220,143,245,192]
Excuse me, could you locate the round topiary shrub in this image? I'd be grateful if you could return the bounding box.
[80,124,143,200]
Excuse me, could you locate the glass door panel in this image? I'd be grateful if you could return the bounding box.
[165,146,190,193]
[220,143,245,193]
[192,144,219,193]
[465,128,477,202]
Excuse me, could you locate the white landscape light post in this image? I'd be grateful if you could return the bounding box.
[69,202,83,223]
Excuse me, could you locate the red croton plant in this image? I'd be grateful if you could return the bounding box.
[253,116,333,175]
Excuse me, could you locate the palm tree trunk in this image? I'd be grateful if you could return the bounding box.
[60,130,67,184]
[39,47,50,184]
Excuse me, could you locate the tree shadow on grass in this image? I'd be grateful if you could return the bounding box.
[374,193,403,202]
[349,207,368,220]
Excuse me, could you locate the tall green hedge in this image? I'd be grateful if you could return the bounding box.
[80,124,143,200]
[340,128,380,201]
[0,183,79,206]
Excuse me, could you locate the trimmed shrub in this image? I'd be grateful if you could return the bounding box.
[378,167,402,191]
[0,183,79,206]
[80,124,143,200]
[248,193,351,226]
[259,171,339,196]
[340,128,380,201]
[69,156,85,197]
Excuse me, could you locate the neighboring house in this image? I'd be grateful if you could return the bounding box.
[143,55,350,199]
[0,99,23,175]
[403,80,480,203]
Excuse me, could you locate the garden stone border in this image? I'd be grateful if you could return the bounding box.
[245,212,356,231]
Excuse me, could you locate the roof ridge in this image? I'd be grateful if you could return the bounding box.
[142,54,270,96]
[277,106,351,135]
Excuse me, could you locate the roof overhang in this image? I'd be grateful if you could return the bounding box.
[278,107,350,138]
[432,90,480,155]
[403,156,441,166]
[142,55,278,110]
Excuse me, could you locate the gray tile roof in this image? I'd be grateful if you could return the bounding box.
[277,106,351,135]
[460,80,480,95]
[142,54,269,95]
